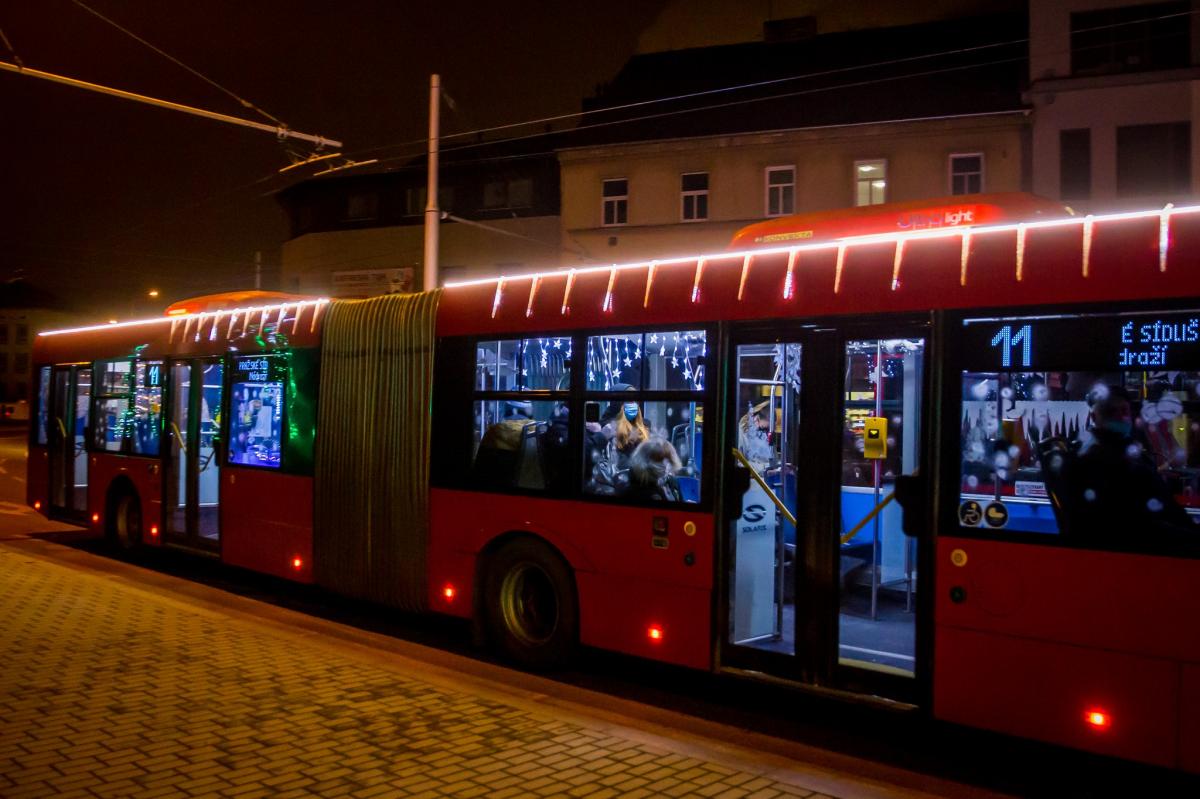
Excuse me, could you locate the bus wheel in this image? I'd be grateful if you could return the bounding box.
[108,491,143,550]
[483,538,577,669]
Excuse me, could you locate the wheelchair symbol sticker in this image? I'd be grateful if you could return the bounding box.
[958,500,983,527]
[984,501,1009,528]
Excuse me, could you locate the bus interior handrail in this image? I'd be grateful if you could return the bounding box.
[731,448,797,528]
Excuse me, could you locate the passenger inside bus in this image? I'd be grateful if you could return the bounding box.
[1055,390,1197,547]
[627,437,684,502]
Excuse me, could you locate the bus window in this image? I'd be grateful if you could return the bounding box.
[36,366,50,446]
[582,399,702,503]
[959,311,1200,550]
[586,329,705,392]
[229,356,283,469]
[92,360,132,452]
[470,337,571,492]
[131,361,163,456]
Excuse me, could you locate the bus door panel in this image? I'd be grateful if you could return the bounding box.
[725,338,804,663]
[164,358,222,550]
[49,364,90,519]
[835,335,925,693]
[722,324,929,704]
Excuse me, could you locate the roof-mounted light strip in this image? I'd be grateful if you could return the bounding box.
[441,203,1200,290]
[40,298,331,337]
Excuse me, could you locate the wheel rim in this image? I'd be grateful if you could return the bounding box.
[499,562,559,646]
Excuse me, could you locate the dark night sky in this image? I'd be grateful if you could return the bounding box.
[0,1,667,320]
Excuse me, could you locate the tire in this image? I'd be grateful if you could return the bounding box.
[108,490,142,551]
[483,538,578,669]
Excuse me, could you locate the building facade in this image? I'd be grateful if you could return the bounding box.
[1028,0,1200,210]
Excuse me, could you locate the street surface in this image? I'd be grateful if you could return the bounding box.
[0,426,1193,797]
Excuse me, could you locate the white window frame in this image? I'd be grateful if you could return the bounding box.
[854,159,888,206]
[764,166,795,217]
[948,152,985,196]
[680,171,709,222]
[602,178,628,227]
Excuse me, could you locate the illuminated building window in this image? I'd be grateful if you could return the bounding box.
[765,166,794,217]
[950,154,984,195]
[681,172,709,222]
[602,178,628,226]
[855,159,887,206]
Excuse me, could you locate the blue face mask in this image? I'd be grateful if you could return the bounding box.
[623,402,639,422]
[1102,420,1132,436]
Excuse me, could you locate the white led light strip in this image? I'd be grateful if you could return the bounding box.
[442,203,1200,290]
[40,298,331,337]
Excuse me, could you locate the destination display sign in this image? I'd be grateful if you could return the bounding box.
[961,309,1200,371]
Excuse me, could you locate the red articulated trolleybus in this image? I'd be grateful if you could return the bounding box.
[28,193,1200,772]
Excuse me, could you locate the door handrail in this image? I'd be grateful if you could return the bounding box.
[730,448,797,528]
[840,492,895,545]
[170,421,188,456]
[55,417,67,439]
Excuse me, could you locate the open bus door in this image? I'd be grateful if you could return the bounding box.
[48,364,90,521]
[722,320,930,704]
[164,358,224,550]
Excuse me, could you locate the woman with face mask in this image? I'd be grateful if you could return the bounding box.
[615,400,651,461]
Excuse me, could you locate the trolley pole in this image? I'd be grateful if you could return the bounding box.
[254,251,262,290]
[423,74,440,292]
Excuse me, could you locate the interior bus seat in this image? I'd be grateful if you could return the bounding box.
[515,422,545,489]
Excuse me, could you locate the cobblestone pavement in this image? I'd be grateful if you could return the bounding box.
[0,535,995,799]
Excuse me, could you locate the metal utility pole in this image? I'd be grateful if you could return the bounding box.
[423,73,440,292]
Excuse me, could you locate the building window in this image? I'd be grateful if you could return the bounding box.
[1117,122,1191,197]
[14,353,28,374]
[15,324,28,346]
[765,167,795,217]
[681,172,709,222]
[603,179,628,226]
[855,159,887,206]
[483,178,534,210]
[949,154,984,195]
[1060,129,1092,200]
[344,192,379,222]
[0,325,8,346]
[0,354,7,374]
[404,187,454,216]
[1071,1,1190,77]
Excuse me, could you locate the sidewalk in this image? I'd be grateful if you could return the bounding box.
[0,532,1007,799]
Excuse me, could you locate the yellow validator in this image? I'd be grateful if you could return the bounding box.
[863,416,887,460]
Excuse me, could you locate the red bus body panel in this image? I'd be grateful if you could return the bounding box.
[26,445,49,514]
[429,488,714,669]
[221,469,314,583]
[934,536,1198,769]
[86,451,164,545]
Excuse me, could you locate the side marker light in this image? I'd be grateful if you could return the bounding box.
[1085,710,1111,730]
[443,584,456,601]
[149,525,159,538]
[91,513,100,524]
[33,501,41,511]
[292,556,303,570]
[648,625,664,642]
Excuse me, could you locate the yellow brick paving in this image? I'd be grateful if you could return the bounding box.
[0,545,850,799]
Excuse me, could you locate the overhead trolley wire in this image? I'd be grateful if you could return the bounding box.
[69,0,287,128]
